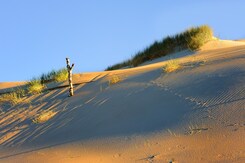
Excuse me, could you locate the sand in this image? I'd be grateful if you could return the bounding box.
[0,39,245,163]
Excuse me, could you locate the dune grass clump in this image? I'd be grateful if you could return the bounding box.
[0,92,22,105]
[0,88,26,105]
[0,87,26,105]
[163,60,181,73]
[53,68,68,82]
[32,110,57,123]
[15,87,26,97]
[106,25,213,70]
[40,70,57,84]
[28,79,45,94]
[109,75,122,85]
[40,68,68,83]
[26,68,68,95]
[106,59,132,71]
[185,25,213,50]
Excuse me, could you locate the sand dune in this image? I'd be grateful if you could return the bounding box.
[0,82,27,94]
[0,40,245,163]
[200,39,245,51]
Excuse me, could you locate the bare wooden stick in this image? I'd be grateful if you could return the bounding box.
[66,58,75,96]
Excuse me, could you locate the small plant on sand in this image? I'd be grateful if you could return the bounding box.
[15,87,27,97]
[163,60,181,73]
[40,68,68,83]
[40,70,57,83]
[0,87,26,105]
[0,92,21,105]
[109,75,122,85]
[53,68,68,82]
[32,110,57,123]
[28,79,45,94]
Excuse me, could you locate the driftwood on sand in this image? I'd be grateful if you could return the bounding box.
[66,58,75,96]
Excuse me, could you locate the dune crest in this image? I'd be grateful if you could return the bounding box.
[200,38,245,51]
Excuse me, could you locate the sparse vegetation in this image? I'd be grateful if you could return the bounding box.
[106,25,213,70]
[40,70,57,84]
[0,92,22,105]
[0,68,68,101]
[53,68,68,82]
[28,79,45,94]
[109,75,122,85]
[106,59,132,70]
[40,68,68,83]
[0,87,26,105]
[163,60,181,73]
[32,110,57,123]
[15,87,27,97]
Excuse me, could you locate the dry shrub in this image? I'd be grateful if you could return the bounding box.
[163,60,181,73]
[28,80,45,94]
[32,110,57,123]
[109,75,122,85]
[0,92,21,105]
[0,87,26,105]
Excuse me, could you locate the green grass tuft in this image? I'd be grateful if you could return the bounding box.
[40,68,68,83]
[0,92,21,105]
[53,68,68,82]
[0,87,26,105]
[108,75,122,85]
[28,79,45,94]
[106,25,213,70]
[185,25,213,50]
[40,70,57,84]
[163,60,181,73]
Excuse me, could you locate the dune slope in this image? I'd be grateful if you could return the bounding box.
[0,40,245,163]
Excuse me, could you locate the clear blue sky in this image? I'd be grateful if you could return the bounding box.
[1,0,245,82]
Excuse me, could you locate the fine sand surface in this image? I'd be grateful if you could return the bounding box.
[0,40,245,163]
[0,82,27,94]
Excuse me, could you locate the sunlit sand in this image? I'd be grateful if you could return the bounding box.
[0,39,245,163]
